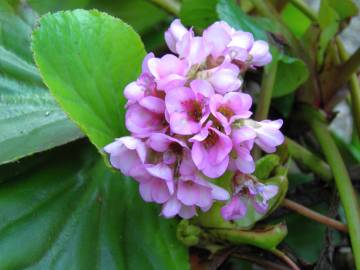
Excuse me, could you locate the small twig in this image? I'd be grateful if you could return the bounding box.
[282,198,348,233]
[271,249,301,270]
[150,0,180,15]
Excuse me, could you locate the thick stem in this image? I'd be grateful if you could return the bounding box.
[337,39,360,137]
[253,60,278,158]
[271,249,300,270]
[282,198,348,233]
[150,0,180,15]
[286,137,332,181]
[304,106,360,270]
[338,47,360,85]
[255,61,278,121]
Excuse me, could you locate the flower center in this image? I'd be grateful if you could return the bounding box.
[183,100,203,122]
[169,142,183,155]
[218,105,234,119]
[203,129,218,149]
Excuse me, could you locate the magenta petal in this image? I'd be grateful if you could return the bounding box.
[165,86,195,114]
[203,22,231,57]
[232,126,256,145]
[209,183,230,201]
[146,163,173,182]
[162,196,181,218]
[224,92,252,115]
[252,200,268,214]
[177,180,199,206]
[152,180,171,203]
[169,112,201,135]
[139,181,153,202]
[191,141,206,170]
[147,133,171,152]
[179,205,197,219]
[202,156,229,178]
[221,196,247,221]
[228,31,254,50]
[190,79,214,98]
[124,81,144,102]
[139,96,165,114]
[141,52,155,74]
[234,146,255,174]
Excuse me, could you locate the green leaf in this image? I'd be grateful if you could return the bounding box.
[180,0,219,29]
[281,3,311,37]
[217,0,267,40]
[0,1,83,164]
[89,0,168,34]
[273,53,309,97]
[0,143,189,270]
[217,0,309,97]
[32,10,146,150]
[284,203,341,263]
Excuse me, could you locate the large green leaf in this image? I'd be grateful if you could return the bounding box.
[32,10,146,150]
[0,143,189,270]
[0,1,83,165]
[217,0,309,98]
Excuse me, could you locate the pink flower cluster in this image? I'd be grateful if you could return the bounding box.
[105,20,284,220]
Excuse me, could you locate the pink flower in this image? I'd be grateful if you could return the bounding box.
[249,40,272,67]
[147,133,187,164]
[207,60,242,94]
[203,22,232,58]
[124,53,156,104]
[190,123,232,178]
[244,119,284,153]
[103,136,147,179]
[221,178,279,221]
[164,19,188,53]
[161,195,197,219]
[177,174,229,208]
[139,176,173,203]
[210,92,252,133]
[148,54,189,91]
[221,196,247,220]
[176,30,212,65]
[125,100,166,138]
[231,126,256,174]
[165,83,211,135]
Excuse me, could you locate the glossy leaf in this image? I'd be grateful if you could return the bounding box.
[217,0,309,97]
[281,3,311,37]
[0,1,82,165]
[273,53,309,97]
[180,0,218,29]
[0,143,189,270]
[32,10,146,150]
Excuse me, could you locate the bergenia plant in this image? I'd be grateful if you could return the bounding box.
[2,0,360,269]
[104,19,284,220]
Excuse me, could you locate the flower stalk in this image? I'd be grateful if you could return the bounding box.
[304,105,360,270]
